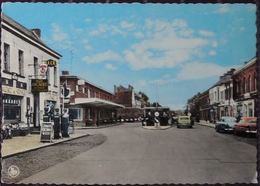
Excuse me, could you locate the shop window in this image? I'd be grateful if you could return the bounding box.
[69,108,82,121]
[34,57,38,78]
[4,43,10,71]
[18,50,24,76]
[248,103,253,117]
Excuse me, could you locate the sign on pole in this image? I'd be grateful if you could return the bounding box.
[31,79,48,92]
[39,63,48,77]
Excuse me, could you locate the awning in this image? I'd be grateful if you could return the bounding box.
[73,98,125,109]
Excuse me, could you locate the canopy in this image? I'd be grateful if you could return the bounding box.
[73,98,124,109]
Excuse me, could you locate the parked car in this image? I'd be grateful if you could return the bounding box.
[12,122,29,136]
[215,116,237,133]
[233,117,257,136]
[1,123,13,140]
[177,116,192,128]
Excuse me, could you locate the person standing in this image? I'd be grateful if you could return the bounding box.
[61,108,70,138]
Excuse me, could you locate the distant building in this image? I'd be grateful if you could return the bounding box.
[209,68,236,122]
[1,13,61,129]
[198,90,210,122]
[113,85,143,119]
[60,71,124,126]
[233,57,257,117]
[113,85,142,108]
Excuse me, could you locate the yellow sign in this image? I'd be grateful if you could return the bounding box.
[46,59,57,67]
[3,86,26,96]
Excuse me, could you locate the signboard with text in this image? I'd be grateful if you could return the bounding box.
[46,59,57,67]
[31,79,48,92]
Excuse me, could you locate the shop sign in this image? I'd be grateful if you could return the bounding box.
[46,59,57,67]
[2,85,26,96]
[31,79,48,92]
[39,63,48,76]
[40,122,53,142]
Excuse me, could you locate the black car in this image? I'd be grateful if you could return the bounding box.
[12,122,30,136]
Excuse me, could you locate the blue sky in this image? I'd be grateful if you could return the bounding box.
[2,3,256,110]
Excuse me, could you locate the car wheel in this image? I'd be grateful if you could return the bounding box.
[177,125,180,128]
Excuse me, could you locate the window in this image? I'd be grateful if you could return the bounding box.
[69,108,82,121]
[46,67,51,84]
[254,72,256,91]
[54,67,57,86]
[34,57,38,78]
[247,76,250,92]
[18,50,24,76]
[248,103,253,117]
[4,43,10,71]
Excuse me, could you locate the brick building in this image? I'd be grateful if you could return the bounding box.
[233,57,257,117]
[113,85,143,119]
[60,71,124,126]
[198,90,210,122]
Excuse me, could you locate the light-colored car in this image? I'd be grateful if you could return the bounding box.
[215,116,237,133]
[177,116,192,128]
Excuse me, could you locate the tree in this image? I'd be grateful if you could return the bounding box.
[151,102,161,107]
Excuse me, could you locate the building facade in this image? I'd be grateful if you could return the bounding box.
[198,90,210,122]
[1,13,61,128]
[60,71,124,126]
[233,57,257,117]
[113,85,143,119]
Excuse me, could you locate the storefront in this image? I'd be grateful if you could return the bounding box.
[70,98,124,126]
[3,94,22,123]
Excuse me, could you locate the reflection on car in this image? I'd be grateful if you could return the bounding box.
[177,116,193,128]
[233,117,257,137]
[215,116,236,133]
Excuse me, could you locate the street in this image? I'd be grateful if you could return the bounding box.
[17,122,256,184]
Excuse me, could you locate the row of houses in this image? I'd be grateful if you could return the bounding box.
[1,13,147,130]
[186,57,257,123]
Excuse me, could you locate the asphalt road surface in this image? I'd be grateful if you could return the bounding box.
[20,123,256,184]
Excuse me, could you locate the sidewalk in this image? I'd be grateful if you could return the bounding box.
[2,129,89,158]
[74,122,123,129]
[196,120,215,128]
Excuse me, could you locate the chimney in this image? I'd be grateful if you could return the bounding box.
[31,28,41,38]
[62,71,69,75]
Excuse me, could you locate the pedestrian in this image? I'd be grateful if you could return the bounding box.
[61,108,70,138]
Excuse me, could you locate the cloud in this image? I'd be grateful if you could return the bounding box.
[176,62,231,80]
[120,21,135,30]
[199,30,215,37]
[89,25,108,36]
[208,50,216,56]
[82,39,92,50]
[105,63,117,71]
[123,19,211,70]
[51,23,72,49]
[82,50,122,64]
[134,32,145,39]
[85,18,92,23]
[214,5,231,14]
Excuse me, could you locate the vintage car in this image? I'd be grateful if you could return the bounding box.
[177,116,193,128]
[12,122,30,136]
[233,117,257,136]
[215,116,237,133]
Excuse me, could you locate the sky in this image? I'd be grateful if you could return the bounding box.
[2,3,256,110]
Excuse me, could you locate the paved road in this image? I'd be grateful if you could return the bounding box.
[21,123,256,184]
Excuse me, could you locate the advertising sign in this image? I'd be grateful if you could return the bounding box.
[46,59,57,67]
[40,122,53,142]
[31,79,48,92]
[39,64,48,76]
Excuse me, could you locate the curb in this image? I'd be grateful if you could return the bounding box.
[75,122,126,129]
[196,122,215,128]
[3,133,90,159]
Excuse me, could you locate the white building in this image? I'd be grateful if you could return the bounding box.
[1,13,62,129]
